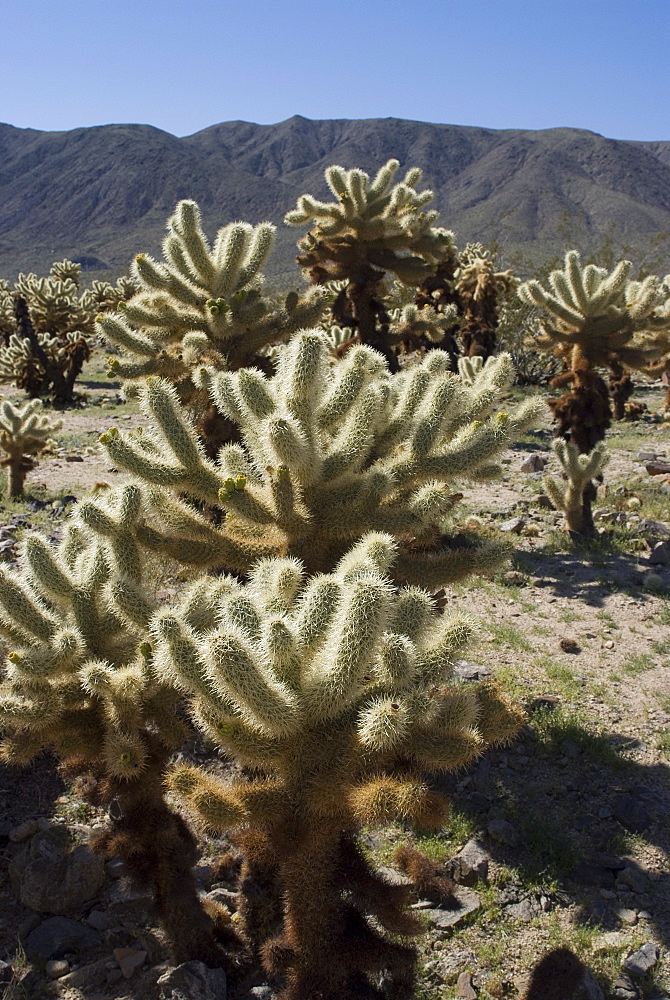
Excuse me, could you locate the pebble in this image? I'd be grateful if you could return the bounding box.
[46,959,70,979]
[499,517,526,533]
[487,818,519,847]
[617,908,637,926]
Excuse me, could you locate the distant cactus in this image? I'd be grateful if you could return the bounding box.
[286,160,457,370]
[455,242,518,359]
[0,399,61,497]
[97,335,542,584]
[0,483,236,965]
[519,251,670,529]
[164,533,524,998]
[97,200,325,453]
[543,439,609,534]
[0,259,126,404]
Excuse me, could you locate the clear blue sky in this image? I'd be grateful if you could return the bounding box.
[1,0,668,141]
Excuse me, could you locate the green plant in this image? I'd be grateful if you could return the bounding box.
[163,532,524,999]
[0,399,61,497]
[98,200,325,453]
[543,438,609,533]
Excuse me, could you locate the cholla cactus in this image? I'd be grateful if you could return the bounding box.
[98,333,542,585]
[0,260,107,404]
[455,243,518,360]
[0,484,236,965]
[286,160,457,370]
[0,399,61,497]
[543,439,609,534]
[97,200,325,453]
[519,251,670,441]
[164,533,523,999]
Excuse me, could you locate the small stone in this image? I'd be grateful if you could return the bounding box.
[46,959,70,979]
[520,454,547,473]
[8,818,39,842]
[487,818,519,847]
[449,839,490,886]
[456,970,478,998]
[643,572,664,590]
[649,541,670,565]
[425,888,480,929]
[9,826,105,913]
[604,640,615,649]
[113,947,147,978]
[157,961,228,1000]
[618,908,637,926]
[502,570,526,586]
[623,942,659,977]
[560,637,580,653]
[0,960,13,984]
[24,916,101,960]
[453,659,492,681]
[65,455,85,462]
[560,740,582,757]
[499,517,526,534]
[86,909,115,931]
[616,866,648,894]
[613,795,652,834]
[571,862,616,888]
[506,897,538,922]
[206,887,238,910]
[645,461,670,476]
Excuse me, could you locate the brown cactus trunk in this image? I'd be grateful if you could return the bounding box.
[608,359,634,420]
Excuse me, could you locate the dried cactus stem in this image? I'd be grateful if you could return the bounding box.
[608,358,634,420]
[93,738,238,967]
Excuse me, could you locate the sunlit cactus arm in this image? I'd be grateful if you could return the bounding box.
[0,399,61,497]
[543,439,609,534]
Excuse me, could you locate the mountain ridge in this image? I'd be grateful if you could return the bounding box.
[1,116,669,282]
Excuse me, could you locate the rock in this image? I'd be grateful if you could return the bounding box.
[561,739,582,757]
[0,960,12,984]
[560,638,580,653]
[637,451,659,462]
[520,454,547,473]
[454,659,492,681]
[65,455,85,462]
[499,517,526,533]
[8,818,39,842]
[57,958,110,991]
[618,908,637,926]
[639,518,670,536]
[425,888,481,929]
[9,825,105,913]
[45,959,70,979]
[449,839,490,886]
[645,461,670,476]
[623,942,659,977]
[205,887,238,910]
[570,861,616,888]
[86,909,116,931]
[487,818,519,847]
[613,972,641,999]
[456,970,478,998]
[649,541,670,565]
[616,866,648,893]
[157,961,228,1000]
[24,916,101,960]
[506,897,539,922]
[612,795,652,834]
[113,947,147,978]
[241,989,274,1000]
[502,570,526,586]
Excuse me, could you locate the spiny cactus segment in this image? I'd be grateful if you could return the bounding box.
[0,399,61,497]
[97,200,325,453]
[164,532,523,998]
[96,334,542,583]
[543,439,609,534]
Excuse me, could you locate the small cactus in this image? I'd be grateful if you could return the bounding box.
[543,439,609,534]
[0,399,61,497]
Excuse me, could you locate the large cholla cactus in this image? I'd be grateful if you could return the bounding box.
[98,333,542,584]
[0,260,125,405]
[0,399,61,497]
[285,160,457,370]
[454,243,518,360]
[0,485,236,965]
[164,533,523,1000]
[519,251,670,530]
[98,200,325,453]
[543,439,609,534]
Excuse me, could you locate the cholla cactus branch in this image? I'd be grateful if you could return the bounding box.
[98,200,325,453]
[98,337,541,582]
[163,534,524,998]
[286,160,457,370]
[0,399,61,497]
[544,439,609,534]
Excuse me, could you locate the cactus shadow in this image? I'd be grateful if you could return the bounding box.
[433,714,670,949]
[517,547,658,605]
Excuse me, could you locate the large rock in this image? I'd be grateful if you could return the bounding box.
[24,916,101,960]
[9,825,105,913]
[448,839,490,886]
[623,942,659,978]
[157,961,227,1000]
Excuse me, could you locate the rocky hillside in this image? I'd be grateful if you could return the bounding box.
[1,116,669,282]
